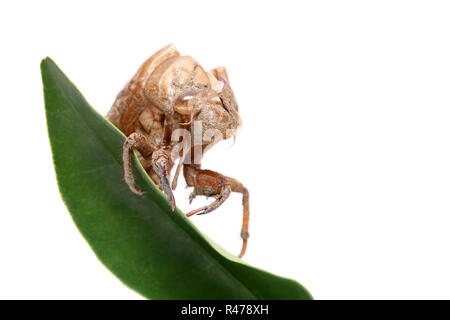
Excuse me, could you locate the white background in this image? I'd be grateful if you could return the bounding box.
[1,0,450,299]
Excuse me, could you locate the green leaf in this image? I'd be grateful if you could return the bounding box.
[41,57,313,300]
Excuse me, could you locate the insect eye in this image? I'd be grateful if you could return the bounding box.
[181,94,194,101]
[174,92,196,115]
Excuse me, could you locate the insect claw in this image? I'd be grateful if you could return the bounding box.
[152,149,176,211]
[188,190,198,204]
[186,206,207,217]
[129,183,145,196]
[238,239,248,258]
[170,197,176,211]
[160,172,176,211]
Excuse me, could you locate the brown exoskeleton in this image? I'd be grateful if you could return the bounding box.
[106,44,250,258]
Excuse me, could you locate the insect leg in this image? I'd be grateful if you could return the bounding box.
[151,149,176,211]
[184,165,250,258]
[226,177,250,258]
[122,132,155,195]
[186,184,232,217]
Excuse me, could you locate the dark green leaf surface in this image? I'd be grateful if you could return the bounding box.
[41,57,312,300]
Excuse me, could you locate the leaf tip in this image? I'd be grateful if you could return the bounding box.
[40,57,56,73]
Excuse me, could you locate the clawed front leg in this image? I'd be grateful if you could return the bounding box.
[184,164,250,258]
[186,171,232,216]
[152,149,176,211]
